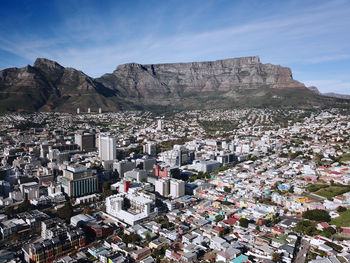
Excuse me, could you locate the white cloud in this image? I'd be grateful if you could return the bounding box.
[0,0,349,80]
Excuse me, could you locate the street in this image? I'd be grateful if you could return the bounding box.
[293,239,310,263]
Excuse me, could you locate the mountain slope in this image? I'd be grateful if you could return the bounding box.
[96,56,346,109]
[307,86,350,100]
[0,56,349,112]
[0,58,133,112]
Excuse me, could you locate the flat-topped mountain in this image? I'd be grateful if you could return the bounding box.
[0,56,348,112]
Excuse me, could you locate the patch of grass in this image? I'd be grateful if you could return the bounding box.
[340,153,350,163]
[307,184,328,192]
[317,186,350,199]
[330,210,350,227]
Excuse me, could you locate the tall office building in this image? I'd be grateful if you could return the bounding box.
[157,120,163,131]
[114,160,136,178]
[170,179,185,198]
[155,179,170,197]
[143,143,157,156]
[60,165,98,197]
[75,133,96,152]
[98,135,116,161]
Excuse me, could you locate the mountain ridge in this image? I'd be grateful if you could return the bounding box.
[0,56,349,112]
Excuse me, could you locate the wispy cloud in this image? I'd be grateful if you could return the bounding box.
[0,0,349,94]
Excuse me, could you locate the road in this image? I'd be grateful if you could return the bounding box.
[293,239,310,263]
[307,193,326,202]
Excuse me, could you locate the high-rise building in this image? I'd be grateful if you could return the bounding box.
[143,142,157,156]
[155,165,168,178]
[137,157,156,171]
[170,179,185,198]
[157,120,163,131]
[75,133,96,152]
[155,178,170,197]
[114,160,136,178]
[60,165,98,197]
[98,135,116,161]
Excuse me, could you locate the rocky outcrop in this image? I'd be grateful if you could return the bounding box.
[307,86,321,94]
[98,56,306,98]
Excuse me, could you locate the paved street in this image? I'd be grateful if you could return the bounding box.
[294,239,310,263]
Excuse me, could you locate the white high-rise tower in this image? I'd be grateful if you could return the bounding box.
[157,120,163,131]
[98,135,116,161]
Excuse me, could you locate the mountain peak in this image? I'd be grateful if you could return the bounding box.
[34,58,64,70]
[1,56,349,112]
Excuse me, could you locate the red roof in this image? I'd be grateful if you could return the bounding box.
[172,252,182,260]
[272,227,284,233]
[320,222,330,228]
[223,218,237,225]
[213,226,225,232]
[330,171,342,175]
[342,228,350,235]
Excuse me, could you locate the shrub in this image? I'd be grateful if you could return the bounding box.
[239,218,249,228]
[337,206,347,213]
[302,209,331,222]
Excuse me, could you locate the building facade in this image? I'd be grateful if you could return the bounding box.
[98,135,116,161]
[60,165,98,197]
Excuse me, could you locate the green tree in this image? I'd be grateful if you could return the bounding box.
[239,218,249,228]
[57,201,73,223]
[302,209,331,222]
[294,220,317,236]
[321,227,336,238]
[272,252,281,262]
[337,206,347,213]
[223,186,231,193]
[146,232,152,243]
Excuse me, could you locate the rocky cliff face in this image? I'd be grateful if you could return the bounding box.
[98,56,305,97]
[0,56,347,112]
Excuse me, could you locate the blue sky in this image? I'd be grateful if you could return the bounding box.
[0,0,350,94]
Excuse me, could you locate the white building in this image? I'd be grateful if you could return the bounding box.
[99,135,116,161]
[170,179,185,198]
[124,169,148,183]
[157,120,163,131]
[143,143,157,156]
[20,182,40,201]
[155,179,170,197]
[189,160,221,173]
[106,193,156,226]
